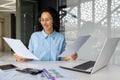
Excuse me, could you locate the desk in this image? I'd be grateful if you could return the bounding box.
[1,60,120,80]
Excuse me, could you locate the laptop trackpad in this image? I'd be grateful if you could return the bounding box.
[73,61,95,70]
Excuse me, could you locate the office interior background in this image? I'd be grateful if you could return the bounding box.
[0,0,120,66]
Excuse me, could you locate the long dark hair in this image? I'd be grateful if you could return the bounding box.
[37,7,60,32]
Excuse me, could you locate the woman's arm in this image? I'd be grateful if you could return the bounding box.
[13,53,33,62]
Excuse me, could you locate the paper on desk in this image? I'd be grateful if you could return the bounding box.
[0,70,18,80]
[37,68,76,80]
[59,35,90,57]
[3,37,39,60]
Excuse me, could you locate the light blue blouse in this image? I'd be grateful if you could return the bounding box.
[28,30,66,61]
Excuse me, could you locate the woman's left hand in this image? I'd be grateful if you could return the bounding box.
[63,53,78,61]
[71,53,78,60]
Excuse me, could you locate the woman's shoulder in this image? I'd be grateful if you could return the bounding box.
[32,31,42,35]
[31,31,42,37]
[55,32,65,38]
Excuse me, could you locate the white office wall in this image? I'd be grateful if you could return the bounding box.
[61,0,120,65]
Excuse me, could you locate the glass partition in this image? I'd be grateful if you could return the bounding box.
[60,0,120,66]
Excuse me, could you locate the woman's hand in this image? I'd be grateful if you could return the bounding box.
[13,53,32,62]
[71,53,78,60]
[63,53,78,61]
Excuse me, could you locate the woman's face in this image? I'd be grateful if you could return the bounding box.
[40,12,53,32]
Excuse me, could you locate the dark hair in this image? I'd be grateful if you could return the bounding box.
[37,7,60,32]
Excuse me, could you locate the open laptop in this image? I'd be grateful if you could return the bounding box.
[60,37,120,74]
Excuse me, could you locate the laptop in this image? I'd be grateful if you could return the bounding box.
[60,37,120,74]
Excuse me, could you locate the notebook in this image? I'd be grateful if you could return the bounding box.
[60,37,120,74]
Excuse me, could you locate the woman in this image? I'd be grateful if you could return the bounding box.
[14,7,77,62]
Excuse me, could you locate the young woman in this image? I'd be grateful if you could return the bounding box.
[14,7,77,62]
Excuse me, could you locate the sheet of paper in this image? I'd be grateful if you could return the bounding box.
[0,70,18,80]
[36,68,76,80]
[59,35,90,57]
[3,37,39,60]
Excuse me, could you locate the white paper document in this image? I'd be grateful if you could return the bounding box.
[0,71,18,80]
[3,37,39,60]
[36,68,76,80]
[59,35,90,57]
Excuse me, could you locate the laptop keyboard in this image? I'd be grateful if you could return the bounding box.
[73,61,95,70]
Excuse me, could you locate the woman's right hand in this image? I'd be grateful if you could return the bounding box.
[13,53,32,62]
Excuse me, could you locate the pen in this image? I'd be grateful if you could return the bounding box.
[42,69,55,80]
